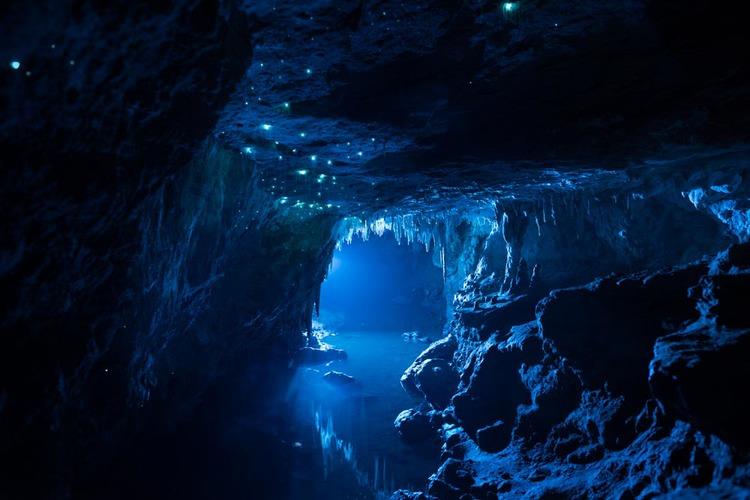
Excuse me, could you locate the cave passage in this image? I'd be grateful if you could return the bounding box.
[286,232,446,498]
[4,1,750,498]
[319,231,446,333]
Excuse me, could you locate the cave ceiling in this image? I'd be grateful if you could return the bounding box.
[216,0,750,215]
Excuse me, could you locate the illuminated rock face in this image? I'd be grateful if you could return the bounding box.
[394,243,750,499]
[2,0,750,498]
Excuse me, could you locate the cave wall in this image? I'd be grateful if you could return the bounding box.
[400,176,740,349]
[395,179,750,498]
[0,1,339,496]
[2,137,338,496]
[397,234,750,499]
[452,167,749,305]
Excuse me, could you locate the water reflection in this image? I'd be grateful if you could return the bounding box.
[289,330,439,498]
[316,408,356,478]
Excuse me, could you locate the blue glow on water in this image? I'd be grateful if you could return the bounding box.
[290,330,439,497]
[287,232,444,496]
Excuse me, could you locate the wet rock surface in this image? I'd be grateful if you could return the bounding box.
[295,346,347,366]
[323,370,357,387]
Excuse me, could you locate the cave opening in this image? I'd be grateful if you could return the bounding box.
[286,230,447,498]
[319,230,446,334]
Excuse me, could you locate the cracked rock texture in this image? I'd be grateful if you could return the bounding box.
[395,243,750,499]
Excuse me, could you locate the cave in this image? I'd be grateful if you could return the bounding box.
[2,1,750,499]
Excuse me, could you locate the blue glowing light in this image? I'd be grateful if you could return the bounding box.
[297,169,308,175]
[10,61,20,70]
[261,123,272,131]
[327,160,333,165]
[299,132,306,137]
[357,151,363,157]
[502,2,517,13]
[243,146,254,154]
[283,102,290,109]
[305,68,312,75]
[310,155,317,161]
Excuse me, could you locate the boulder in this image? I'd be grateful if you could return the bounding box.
[697,242,750,329]
[394,408,440,443]
[401,335,458,399]
[440,426,471,461]
[413,358,459,410]
[426,479,462,500]
[537,262,707,407]
[323,370,357,387]
[456,290,543,342]
[476,420,510,452]
[452,322,542,436]
[544,390,636,459]
[650,327,750,450]
[648,243,750,450]
[513,359,582,446]
[434,458,475,491]
[294,346,346,366]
